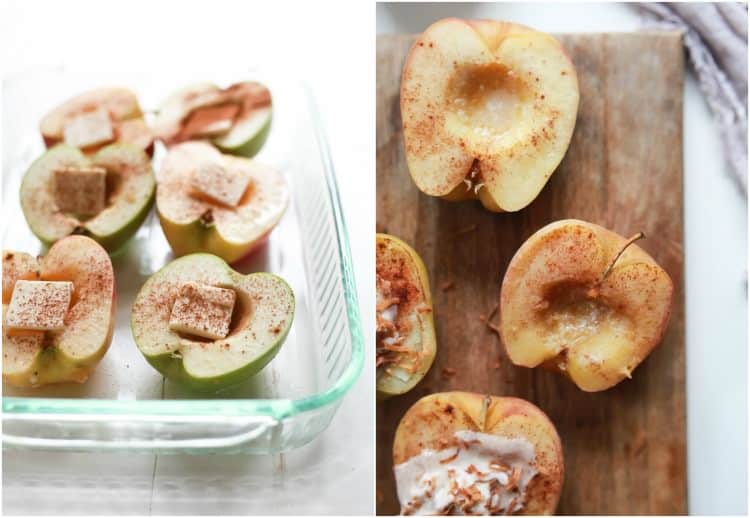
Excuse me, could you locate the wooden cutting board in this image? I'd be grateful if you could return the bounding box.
[376,32,686,515]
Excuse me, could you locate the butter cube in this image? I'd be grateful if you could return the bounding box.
[169,282,236,340]
[54,166,107,216]
[63,109,115,149]
[191,161,251,207]
[5,280,73,331]
[182,104,239,138]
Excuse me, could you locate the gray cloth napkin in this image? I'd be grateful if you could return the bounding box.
[636,2,748,195]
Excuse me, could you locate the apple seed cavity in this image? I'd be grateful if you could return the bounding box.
[447,63,531,138]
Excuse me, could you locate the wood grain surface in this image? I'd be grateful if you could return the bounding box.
[376,32,686,515]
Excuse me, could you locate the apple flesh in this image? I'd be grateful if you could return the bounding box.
[152,82,272,157]
[156,141,288,263]
[2,236,116,387]
[40,87,154,155]
[401,18,579,212]
[131,253,295,392]
[500,219,673,392]
[376,233,436,398]
[20,144,155,253]
[393,392,564,515]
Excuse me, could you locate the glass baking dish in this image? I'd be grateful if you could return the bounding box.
[1,68,364,453]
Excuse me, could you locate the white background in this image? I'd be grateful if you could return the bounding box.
[378,2,749,515]
[1,0,374,515]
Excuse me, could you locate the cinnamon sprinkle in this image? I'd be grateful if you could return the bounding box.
[168,282,236,340]
[5,280,73,331]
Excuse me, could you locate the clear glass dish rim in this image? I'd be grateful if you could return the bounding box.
[1,84,365,421]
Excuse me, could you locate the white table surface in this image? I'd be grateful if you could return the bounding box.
[378,2,748,516]
[1,0,375,515]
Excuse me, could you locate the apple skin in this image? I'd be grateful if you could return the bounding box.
[376,233,437,399]
[141,317,289,393]
[400,18,579,213]
[2,327,113,388]
[500,219,674,392]
[393,391,564,515]
[157,215,273,265]
[2,236,116,388]
[90,187,155,255]
[213,113,272,158]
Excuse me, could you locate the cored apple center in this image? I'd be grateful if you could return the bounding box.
[446,63,532,137]
[538,282,633,364]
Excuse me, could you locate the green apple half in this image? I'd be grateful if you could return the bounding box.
[20,144,156,253]
[131,253,295,391]
[152,82,272,157]
[3,236,116,387]
[156,141,288,263]
[376,233,436,398]
[40,86,154,155]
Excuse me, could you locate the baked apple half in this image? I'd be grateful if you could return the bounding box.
[393,392,563,515]
[3,236,115,387]
[500,219,674,392]
[40,87,153,154]
[401,19,579,212]
[20,144,156,253]
[131,253,294,392]
[152,81,272,157]
[376,234,436,398]
[156,141,288,263]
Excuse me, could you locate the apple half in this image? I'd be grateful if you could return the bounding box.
[3,236,116,387]
[156,141,288,263]
[500,219,674,392]
[131,253,294,392]
[40,87,154,155]
[376,233,436,398]
[393,392,564,515]
[152,81,272,157]
[20,144,156,253]
[401,19,579,212]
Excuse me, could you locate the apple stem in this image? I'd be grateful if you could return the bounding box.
[597,232,645,285]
